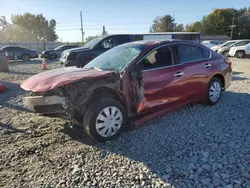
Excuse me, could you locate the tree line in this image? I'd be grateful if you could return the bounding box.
[0,13,58,43]
[150,7,250,39]
[1,7,250,43]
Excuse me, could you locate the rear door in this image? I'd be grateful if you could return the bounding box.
[131,44,190,115]
[175,43,215,101]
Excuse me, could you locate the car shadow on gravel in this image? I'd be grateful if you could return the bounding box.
[0,81,32,113]
[0,122,26,134]
[232,71,244,75]
[62,124,98,145]
[232,76,248,81]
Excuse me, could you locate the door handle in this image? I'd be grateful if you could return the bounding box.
[204,63,211,68]
[174,72,184,77]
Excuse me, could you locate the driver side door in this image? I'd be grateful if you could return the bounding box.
[131,44,189,115]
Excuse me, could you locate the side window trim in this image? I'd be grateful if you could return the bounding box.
[136,43,180,72]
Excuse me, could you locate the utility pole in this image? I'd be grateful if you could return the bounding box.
[80,11,84,43]
[230,10,236,39]
[102,26,106,36]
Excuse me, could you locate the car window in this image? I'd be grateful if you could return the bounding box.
[5,47,20,51]
[201,48,211,58]
[177,44,203,63]
[222,42,236,47]
[62,46,71,50]
[100,36,118,49]
[118,35,131,45]
[235,41,249,47]
[139,46,173,71]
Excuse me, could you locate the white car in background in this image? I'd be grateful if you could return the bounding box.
[202,40,220,48]
[211,40,236,52]
[229,43,250,58]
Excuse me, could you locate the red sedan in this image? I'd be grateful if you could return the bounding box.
[21,40,232,141]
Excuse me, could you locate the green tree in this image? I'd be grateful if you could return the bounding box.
[11,13,58,42]
[201,8,235,36]
[185,22,202,32]
[150,15,176,32]
[84,35,99,44]
[174,24,184,32]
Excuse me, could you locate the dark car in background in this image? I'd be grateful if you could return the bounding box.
[41,44,80,59]
[0,45,38,61]
[60,34,143,67]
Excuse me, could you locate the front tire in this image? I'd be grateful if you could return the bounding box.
[204,77,222,105]
[83,98,127,142]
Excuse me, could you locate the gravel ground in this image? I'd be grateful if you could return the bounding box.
[0,59,250,188]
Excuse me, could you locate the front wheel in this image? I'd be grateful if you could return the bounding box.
[83,98,127,142]
[204,77,222,105]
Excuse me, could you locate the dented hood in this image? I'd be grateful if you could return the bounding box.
[21,67,115,92]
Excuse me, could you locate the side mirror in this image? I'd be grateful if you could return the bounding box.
[102,41,111,49]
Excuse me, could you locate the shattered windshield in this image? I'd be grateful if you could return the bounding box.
[84,44,146,71]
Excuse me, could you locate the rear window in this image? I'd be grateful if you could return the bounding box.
[201,48,211,58]
[177,44,203,63]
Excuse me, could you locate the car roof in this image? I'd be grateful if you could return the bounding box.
[1,45,20,48]
[121,39,200,47]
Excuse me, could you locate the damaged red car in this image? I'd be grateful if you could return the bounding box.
[21,40,232,141]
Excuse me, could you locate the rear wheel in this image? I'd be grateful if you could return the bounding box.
[235,51,245,58]
[222,51,229,57]
[83,98,127,142]
[22,54,31,62]
[204,77,222,105]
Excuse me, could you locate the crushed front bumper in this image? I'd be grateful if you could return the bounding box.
[23,95,67,114]
[23,95,66,107]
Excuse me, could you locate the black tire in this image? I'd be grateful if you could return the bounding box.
[83,98,128,142]
[204,77,222,105]
[235,51,245,58]
[22,54,31,62]
[222,51,229,57]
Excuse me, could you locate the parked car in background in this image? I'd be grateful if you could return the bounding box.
[217,40,250,57]
[211,40,236,52]
[21,40,232,141]
[229,43,250,58]
[41,44,80,59]
[202,40,220,48]
[60,34,144,67]
[0,45,38,61]
[60,32,200,67]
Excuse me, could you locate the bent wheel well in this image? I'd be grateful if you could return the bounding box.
[87,87,126,110]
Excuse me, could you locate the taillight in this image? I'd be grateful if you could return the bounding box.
[4,51,8,57]
[224,58,232,67]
